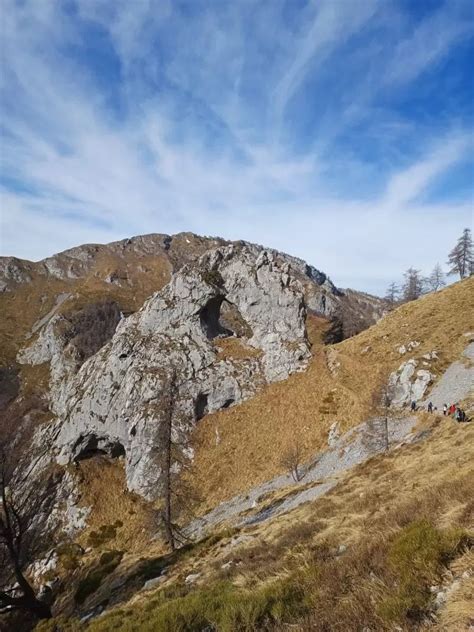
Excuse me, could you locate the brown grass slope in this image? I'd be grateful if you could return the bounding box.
[29,278,474,632]
[36,411,474,632]
[188,277,474,511]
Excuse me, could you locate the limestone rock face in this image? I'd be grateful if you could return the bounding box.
[388,359,433,407]
[20,245,310,499]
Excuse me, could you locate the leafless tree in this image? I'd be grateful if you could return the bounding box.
[447,228,473,279]
[280,442,303,482]
[364,385,392,453]
[156,371,197,551]
[0,442,57,620]
[427,263,446,292]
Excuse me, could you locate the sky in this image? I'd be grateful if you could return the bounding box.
[0,0,473,295]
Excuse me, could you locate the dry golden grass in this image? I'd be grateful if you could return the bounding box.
[75,458,157,554]
[50,411,473,630]
[213,337,263,361]
[431,548,474,632]
[188,278,474,512]
[0,251,172,362]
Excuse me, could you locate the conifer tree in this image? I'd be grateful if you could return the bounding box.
[447,228,473,279]
[402,267,424,302]
[384,282,400,306]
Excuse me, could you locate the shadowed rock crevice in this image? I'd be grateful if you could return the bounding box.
[194,393,209,421]
[72,434,125,462]
[64,301,122,364]
[199,296,232,340]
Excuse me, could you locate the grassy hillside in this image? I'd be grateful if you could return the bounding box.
[187,277,474,511]
[29,277,474,632]
[36,411,474,632]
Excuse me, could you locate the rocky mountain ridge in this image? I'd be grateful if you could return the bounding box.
[18,245,311,499]
[0,233,387,357]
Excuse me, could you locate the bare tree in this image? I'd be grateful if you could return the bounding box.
[156,371,197,551]
[365,385,392,453]
[378,386,392,452]
[280,442,303,482]
[384,282,400,307]
[427,263,446,292]
[402,267,424,302]
[447,228,473,279]
[0,443,56,620]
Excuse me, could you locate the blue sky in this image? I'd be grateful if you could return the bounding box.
[0,0,473,294]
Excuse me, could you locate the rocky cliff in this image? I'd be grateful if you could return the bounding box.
[0,232,386,363]
[17,245,310,499]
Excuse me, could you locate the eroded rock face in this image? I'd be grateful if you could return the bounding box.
[0,232,386,334]
[20,245,310,499]
[388,359,433,407]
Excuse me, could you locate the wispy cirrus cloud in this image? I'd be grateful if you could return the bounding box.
[0,0,473,294]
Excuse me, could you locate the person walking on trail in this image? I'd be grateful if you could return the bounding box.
[443,404,448,416]
[428,402,433,413]
[449,403,456,416]
[411,400,416,412]
[455,408,462,422]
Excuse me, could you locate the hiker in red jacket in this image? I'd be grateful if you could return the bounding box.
[449,403,456,415]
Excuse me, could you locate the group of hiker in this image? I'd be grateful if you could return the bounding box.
[409,399,469,421]
[442,402,468,422]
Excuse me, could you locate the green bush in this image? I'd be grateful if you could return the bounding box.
[378,520,467,622]
[88,579,307,632]
[57,542,84,571]
[35,616,82,632]
[201,268,224,288]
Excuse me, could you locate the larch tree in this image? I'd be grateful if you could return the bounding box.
[402,268,424,302]
[447,228,473,279]
[384,282,400,306]
[428,263,446,292]
[156,370,196,552]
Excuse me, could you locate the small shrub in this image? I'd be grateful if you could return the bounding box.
[87,521,122,548]
[57,542,84,571]
[133,555,168,582]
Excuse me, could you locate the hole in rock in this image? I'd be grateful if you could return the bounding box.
[219,301,253,338]
[221,398,234,409]
[199,296,233,340]
[195,393,209,421]
[72,434,125,462]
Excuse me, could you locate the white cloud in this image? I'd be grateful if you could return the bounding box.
[0,0,472,295]
[384,1,473,86]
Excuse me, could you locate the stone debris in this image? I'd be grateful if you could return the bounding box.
[184,572,201,585]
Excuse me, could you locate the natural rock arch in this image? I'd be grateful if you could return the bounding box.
[199,296,232,340]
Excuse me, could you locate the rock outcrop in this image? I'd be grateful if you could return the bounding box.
[20,245,310,499]
[388,358,433,407]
